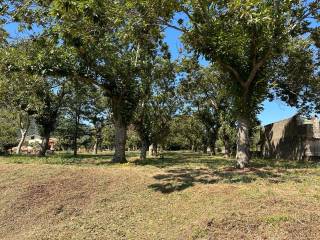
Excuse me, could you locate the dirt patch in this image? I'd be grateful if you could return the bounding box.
[0,168,103,239]
[13,177,92,216]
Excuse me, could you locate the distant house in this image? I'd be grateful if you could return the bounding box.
[18,118,57,151]
[261,115,320,160]
[24,117,42,145]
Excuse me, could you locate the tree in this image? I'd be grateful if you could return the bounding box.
[218,117,237,158]
[0,42,42,154]
[180,59,232,155]
[54,113,91,153]
[126,125,140,151]
[166,114,204,151]
[33,77,66,156]
[0,1,9,46]
[0,108,19,153]
[54,115,76,151]
[10,0,167,163]
[152,0,318,167]
[274,16,319,115]
[56,80,92,156]
[133,47,177,160]
[101,124,115,151]
[83,88,109,155]
[1,27,79,155]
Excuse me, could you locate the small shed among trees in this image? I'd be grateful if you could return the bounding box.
[261,115,320,160]
[23,117,42,145]
[18,118,57,151]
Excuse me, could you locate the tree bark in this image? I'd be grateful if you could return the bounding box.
[93,123,103,155]
[209,129,219,156]
[73,114,80,157]
[224,146,230,158]
[38,132,50,157]
[209,142,216,155]
[203,144,208,154]
[236,117,250,168]
[140,139,149,161]
[73,136,78,156]
[194,145,198,152]
[16,113,30,154]
[153,143,158,156]
[202,132,209,154]
[223,137,231,158]
[16,129,28,154]
[112,117,127,163]
[111,96,130,163]
[93,140,98,155]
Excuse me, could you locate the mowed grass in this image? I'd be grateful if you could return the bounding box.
[0,152,320,240]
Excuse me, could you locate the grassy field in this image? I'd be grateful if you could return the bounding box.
[0,152,320,240]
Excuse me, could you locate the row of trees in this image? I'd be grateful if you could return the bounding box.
[0,0,319,168]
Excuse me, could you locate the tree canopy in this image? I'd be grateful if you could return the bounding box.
[0,0,319,168]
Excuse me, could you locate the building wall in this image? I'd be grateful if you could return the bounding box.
[262,115,320,160]
[25,135,42,145]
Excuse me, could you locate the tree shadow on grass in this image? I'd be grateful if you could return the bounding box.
[148,167,285,194]
[133,152,233,169]
[146,153,320,194]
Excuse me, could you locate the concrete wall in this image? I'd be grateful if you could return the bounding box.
[262,115,320,160]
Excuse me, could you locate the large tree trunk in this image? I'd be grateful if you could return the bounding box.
[236,117,250,168]
[93,140,98,155]
[140,139,149,161]
[202,136,208,154]
[202,133,209,154]
[73,114,80,157]
[223,138,231,158]
[93,124,103,155]
[209,129,219,156]
[203,144,208,154]
[73,107,81,156]
[73,136,78,156]
[112,118,127,163]
[224,145,230,158]
[111,96,130,163]
[153,143,158,156]
[16,129,28,154]
[209,142,216,156]
[38,132,50,157]
[194,145,199,152]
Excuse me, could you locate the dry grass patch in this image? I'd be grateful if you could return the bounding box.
[0,152,319,239]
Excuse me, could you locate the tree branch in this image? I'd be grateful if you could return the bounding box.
[216,58,246,87]
[158,18,188,33]
[245,49,272,89]
[77,74,112,97]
